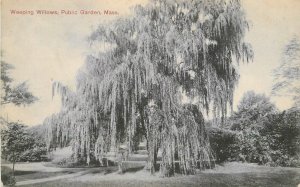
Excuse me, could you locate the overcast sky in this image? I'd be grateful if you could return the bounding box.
[1,0,300,126]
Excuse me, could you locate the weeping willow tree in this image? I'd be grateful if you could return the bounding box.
[44,0,253,176]
[272,37,300,107]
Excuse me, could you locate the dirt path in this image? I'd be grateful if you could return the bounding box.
[16,170,87,186]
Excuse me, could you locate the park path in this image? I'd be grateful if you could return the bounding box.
[16,170,87,186]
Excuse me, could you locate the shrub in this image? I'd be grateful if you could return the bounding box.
[1,166,16,186]
[262,111,300,155]
[208,127,239,163]
[19,147,48,162]
[234,129,273,164]
[223,107,300,167]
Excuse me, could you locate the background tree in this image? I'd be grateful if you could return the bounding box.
[19,125,48,162]
[272,37,300,107]
[212,91,278,164]
[216,91,300,166]
[1,123,31,176]
[229,91,277,131]
[1,57,38,106]
[1,54,38,180]
[259,108,300,166]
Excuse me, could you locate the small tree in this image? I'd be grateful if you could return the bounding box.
[1,123,31,176]
[1,56,38,178]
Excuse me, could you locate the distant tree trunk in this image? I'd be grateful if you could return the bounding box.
[12,161,15,176]
[12,151,15,177]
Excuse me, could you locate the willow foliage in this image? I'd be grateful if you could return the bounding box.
[44,0,252,176]
[272,37,300,107]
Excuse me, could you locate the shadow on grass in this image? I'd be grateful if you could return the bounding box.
[85,166,118,175]
[14,170,38,175]
[104,168,119,175]
[123,166,144,173]
[60,171,77,174]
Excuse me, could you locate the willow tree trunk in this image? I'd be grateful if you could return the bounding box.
[150,146,158,175]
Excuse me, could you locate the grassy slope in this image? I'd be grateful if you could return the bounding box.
[18,162,300,187]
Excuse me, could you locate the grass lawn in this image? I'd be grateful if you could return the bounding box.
[1,165,82,182]
[17,162,300,187]
[1,165,118,181]
[15,170,77,182]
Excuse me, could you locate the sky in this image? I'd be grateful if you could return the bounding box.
[1,0,300,126]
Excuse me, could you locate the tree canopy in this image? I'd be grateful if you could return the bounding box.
[1,58,38,106]
[229,91,277,131]
[44,0,252,176]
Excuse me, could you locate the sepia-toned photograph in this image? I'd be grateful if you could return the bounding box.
[1,0,300,186]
